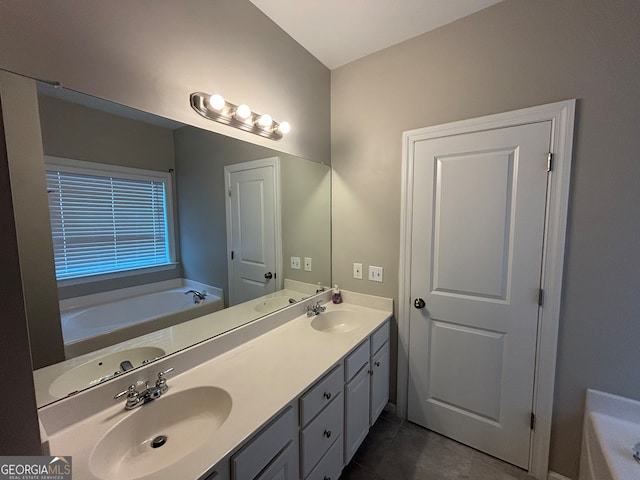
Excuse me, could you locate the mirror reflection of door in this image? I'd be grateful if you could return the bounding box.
[225,157,281,306]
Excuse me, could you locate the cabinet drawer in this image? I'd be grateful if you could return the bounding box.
[344,340,369,382]
[305,434,343,480]
[300,364,343,425]
[232,406,295,480]
[300,393,344,477]
[370,320,390,355]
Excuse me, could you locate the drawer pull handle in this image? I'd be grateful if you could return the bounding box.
[323,392,332,400]
[324,429,332,438]
[375,361,381,367]
[324,477,331,480]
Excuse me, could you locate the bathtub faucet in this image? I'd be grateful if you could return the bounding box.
[185,289,206,304]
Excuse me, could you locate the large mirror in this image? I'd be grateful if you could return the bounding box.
[2,71,331,407]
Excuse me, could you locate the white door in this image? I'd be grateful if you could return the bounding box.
[225,158,280,306]
[407,121,551,468]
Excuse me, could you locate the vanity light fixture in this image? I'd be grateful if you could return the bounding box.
[190,92,290,140]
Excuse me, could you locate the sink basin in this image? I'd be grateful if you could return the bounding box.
[311,310,360,333]
[49,347,165,398]
[90,386,232,479]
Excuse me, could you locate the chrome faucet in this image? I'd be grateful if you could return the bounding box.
[306,301,326,317]
[114,368,174,410]
[185,289,206,304]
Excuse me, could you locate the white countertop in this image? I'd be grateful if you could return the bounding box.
[42,295,392,480]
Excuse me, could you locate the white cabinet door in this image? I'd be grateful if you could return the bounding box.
[344,364,370,463]
[370,342,390,425]
[232,407,296,480]
[255,443,297,480]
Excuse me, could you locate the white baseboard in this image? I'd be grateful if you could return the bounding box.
[548,472,572,480]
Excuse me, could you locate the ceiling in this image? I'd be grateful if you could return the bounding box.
[249,0,504,69]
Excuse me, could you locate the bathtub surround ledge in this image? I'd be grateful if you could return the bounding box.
[61,278,223,357]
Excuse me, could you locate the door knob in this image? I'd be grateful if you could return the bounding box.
[264,272,273,279]
[414,298,426,309]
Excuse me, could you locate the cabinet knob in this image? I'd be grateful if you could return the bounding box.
[323,392,331,400]
[375,361,381,367]
[324,429,332,438]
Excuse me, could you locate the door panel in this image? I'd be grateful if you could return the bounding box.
[227,159,278,306]
[408,121,551,469]
[433,149,514,300]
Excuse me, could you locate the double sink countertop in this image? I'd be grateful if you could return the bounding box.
[39,291,392,480]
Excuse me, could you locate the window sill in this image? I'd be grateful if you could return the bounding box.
[56,263,179,288]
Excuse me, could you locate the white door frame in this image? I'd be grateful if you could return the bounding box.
[224,157,283,304]
[397,100,575,479]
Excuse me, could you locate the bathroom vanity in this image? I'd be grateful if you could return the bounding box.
[38,291,392,480]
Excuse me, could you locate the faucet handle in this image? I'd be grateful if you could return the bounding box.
[156,367,174,394]
[157,367,174,379]
[114,384,138,400]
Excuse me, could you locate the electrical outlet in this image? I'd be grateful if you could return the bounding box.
[304,257,312,271]
[291,256,301,269]
[368,265,383,282]
[353,262,363,279]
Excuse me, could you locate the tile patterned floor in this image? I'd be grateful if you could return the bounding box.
[339,411,536,480]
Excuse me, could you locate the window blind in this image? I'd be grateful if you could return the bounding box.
[46,168,171,281]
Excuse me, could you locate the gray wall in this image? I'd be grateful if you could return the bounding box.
[280,156,331,287]
[0,0,330,163]
[0,75,42,456]
[0,71,65,369]
[173,126,331,305]
[39,94,182,299]
[330,0,640,477]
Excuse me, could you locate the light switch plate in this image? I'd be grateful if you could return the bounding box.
[368,265,383,282]
[353,263,363,279]
[304,257,312,271]
[291,256,301,269]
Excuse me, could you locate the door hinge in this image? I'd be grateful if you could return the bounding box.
[530,412,536,430]
[231,250,234,260]
[547,152,553,172]
[538,288,544,306]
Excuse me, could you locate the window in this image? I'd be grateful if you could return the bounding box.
[45,157,175,282]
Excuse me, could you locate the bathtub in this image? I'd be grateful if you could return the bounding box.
[61,279,223,358]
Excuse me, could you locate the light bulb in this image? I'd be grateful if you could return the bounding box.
[277,121,291,135]
[235,104,251,120]
[257,113,273,129]
[208,94,225,111]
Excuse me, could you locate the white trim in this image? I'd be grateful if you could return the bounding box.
[397,100,575,480]
[548,472,573,480]
[224,157,283,305]
[57,263,178,288]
